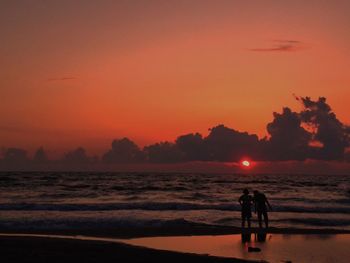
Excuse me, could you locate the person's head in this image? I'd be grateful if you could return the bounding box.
[243,188,249,195]
[253,190,259,196]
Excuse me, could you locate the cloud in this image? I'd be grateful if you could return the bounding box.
[1,96,349,168]
[263,97,350,161]
[170,125,262,163]
[102,138,145,163]
[144,142,185,163]
[33,147,48,163]
[203,125,261,162]
[47,77,77,81]
[298,96,350,160]
[265,107,312,161]
[175,133,207,161]
[2,148,28,164]
[62,147,92,164]
[273,39,301,44]
[249,39,305,52]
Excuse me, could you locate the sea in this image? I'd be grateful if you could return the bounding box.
[0,172,349,231]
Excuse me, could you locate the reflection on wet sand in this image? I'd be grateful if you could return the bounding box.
[241,231,267,243]
[256,232,267,242]
[122,233,350,263]
[241,232,251,243]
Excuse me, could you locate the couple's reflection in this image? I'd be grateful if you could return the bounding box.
[256,232,267,242]
[241,232,267,243]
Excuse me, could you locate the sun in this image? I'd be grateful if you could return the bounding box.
[241,160,250,167]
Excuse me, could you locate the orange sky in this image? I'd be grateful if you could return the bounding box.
[1,1,350,157]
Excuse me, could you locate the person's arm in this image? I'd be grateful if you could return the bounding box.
[238,196,242,206]
[266,197,272,211]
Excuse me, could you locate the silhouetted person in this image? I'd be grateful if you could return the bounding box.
[238,189,253,229]
[253,190,272,228]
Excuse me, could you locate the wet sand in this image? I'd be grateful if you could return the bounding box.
[122,233,350,263]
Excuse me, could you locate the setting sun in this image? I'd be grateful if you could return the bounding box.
[242,160,251,167]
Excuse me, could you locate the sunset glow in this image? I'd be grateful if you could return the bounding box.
[0,1,349,158]
[1,3,350,262]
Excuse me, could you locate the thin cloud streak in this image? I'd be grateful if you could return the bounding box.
[249,39,306,52]
[47,77,77,81]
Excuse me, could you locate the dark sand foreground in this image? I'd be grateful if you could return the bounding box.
[0,235,259,263]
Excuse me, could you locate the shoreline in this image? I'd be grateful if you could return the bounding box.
[1,225,349,239]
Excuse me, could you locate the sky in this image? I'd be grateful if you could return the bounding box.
[1,0,350,158]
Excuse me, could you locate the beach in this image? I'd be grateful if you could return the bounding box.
[1,226,350,263]
[0,235,250,263]
[0,224,250,263]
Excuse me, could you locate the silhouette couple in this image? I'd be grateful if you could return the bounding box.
[238,189,272,229]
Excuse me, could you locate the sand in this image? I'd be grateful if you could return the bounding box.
[1,226,350,263]
[122,233,350,263]
[0,235,257,263]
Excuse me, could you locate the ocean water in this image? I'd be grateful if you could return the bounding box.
[0,172,349,231]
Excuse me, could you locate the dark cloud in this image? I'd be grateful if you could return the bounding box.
[1,96,348,169]
[102,138,144,163]
[63,147,92,164]
[2,148,28,164]
[33,147,48,163]
[249,40,305,52]
[173,126,261,162]
[144,142,185,163]
[175,133,207,161]
[298,96,350,160]
[265,107,312,161]
[203,125,261,162]
[263,97,350,161]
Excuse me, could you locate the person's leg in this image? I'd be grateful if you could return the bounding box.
[242,214,246,228]
[263,211,269,228]
[247,210,252,228]
[257,211,262,228]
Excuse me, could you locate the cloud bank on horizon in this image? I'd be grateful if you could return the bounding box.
[1,96,349,168]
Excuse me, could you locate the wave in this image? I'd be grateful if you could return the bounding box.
[213,217,350,227]
[273,197,350,205]
[0,217,199,230]
[1,216,349,231]
[0,202,349,214]
[275,218,350,227]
